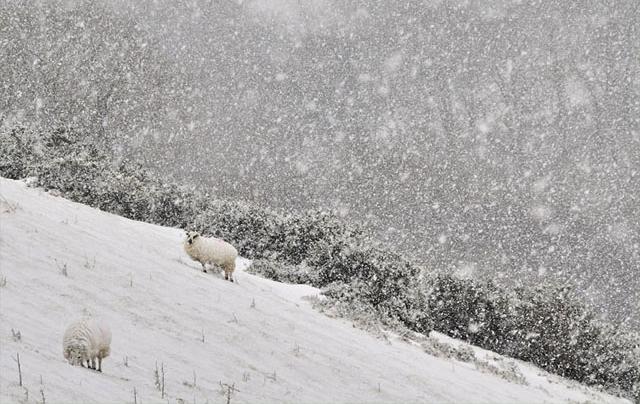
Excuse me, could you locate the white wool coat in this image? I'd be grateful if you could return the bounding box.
[184,235,238,270]
[63,318,111,366]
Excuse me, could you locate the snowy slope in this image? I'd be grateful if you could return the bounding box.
[0,178,630,404]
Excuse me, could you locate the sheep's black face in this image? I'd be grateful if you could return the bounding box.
[186,232,200,245]
[66,348,84,366]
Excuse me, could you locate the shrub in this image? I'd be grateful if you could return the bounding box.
[425,273,640,398]
[277,211,364,266]
[246,259,318,285]
[0,126,44,179]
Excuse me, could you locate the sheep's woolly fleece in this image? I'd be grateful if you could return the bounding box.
[184,231,237,280]
[63,318,112,371]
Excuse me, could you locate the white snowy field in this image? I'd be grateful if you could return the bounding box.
[0,177,631,404]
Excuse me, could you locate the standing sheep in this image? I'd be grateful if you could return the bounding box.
[63,318,111,372]
[184,231,238,282]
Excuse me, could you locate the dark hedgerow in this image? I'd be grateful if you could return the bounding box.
[1,124,638,401]
[425,274,640,399]
[246,259,319,285]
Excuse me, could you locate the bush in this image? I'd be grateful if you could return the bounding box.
[246,259,319,285]
[0,125,362,262]
[0,126,43,179]
[425,273,640,398]
[277,211,364,266]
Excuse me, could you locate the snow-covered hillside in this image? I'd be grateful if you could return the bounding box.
[0,178,631,403]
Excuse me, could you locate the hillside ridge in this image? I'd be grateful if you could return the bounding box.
[0,178,630,403]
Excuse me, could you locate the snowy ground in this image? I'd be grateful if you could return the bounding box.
[0,177,631,404]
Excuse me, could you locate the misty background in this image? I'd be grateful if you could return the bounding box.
[1,0,639,328]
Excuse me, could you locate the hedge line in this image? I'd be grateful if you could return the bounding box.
[1,125,637,401]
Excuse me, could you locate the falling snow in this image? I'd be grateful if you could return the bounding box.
[1,0,639,401]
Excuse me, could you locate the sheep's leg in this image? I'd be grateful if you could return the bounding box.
[201,262,208,273]
[90,358,96,370]
[97,357,102,372]
[224,263,235,282]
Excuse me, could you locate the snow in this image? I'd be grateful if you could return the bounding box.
[0,178,631,404]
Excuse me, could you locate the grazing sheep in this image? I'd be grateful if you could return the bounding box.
[184,231,238,282]
[63,318,111,372]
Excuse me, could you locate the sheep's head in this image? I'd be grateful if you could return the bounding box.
[185,231,200,245]
[64,346,86,366]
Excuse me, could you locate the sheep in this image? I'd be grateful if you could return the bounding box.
[184,231,238,282]
[63,318,111,372]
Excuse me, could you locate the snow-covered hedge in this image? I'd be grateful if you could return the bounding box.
[426,274,639,398]
[246,259,319,285]
[1,125,637,401]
